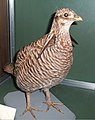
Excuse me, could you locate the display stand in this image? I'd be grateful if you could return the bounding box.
[4,91,76,120]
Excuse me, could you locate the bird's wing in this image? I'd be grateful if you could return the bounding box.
[37,31,56,59]
[15,31,56,73]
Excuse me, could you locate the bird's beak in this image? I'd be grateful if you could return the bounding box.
[74,15,83,21]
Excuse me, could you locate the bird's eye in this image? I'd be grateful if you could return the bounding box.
[64,13,69,17]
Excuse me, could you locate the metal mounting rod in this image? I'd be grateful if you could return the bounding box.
[8,0,15,63]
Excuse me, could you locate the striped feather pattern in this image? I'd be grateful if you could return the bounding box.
[15,33,73,92]
[14,8,77,92]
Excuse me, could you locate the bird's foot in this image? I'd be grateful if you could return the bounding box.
[22,106,44,120]
[43,101,64,114]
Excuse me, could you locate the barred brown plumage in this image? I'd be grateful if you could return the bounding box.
[4,8,83,119]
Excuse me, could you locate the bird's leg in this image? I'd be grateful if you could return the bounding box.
[43,88,64,114]
[23,92,43,119]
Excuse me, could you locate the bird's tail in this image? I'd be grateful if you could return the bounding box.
[3,63,14,75]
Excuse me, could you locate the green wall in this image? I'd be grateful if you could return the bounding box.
[15,0,95,83]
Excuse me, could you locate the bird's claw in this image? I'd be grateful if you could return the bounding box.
[22,106,44,120]
[43,101,64,114]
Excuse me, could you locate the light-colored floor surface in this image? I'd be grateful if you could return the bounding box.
[0,77,95,119]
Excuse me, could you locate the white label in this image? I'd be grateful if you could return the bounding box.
[0,104,16,120]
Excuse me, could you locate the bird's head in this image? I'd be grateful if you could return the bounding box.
[54,8,83,27]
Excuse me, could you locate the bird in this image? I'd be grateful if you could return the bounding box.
[4,8,83,119]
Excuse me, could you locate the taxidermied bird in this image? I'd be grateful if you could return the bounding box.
[4,8,82,119]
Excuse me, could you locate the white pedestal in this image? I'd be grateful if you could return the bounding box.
[4,91,76,120]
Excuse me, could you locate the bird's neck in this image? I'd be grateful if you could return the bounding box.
[50,20,73,48]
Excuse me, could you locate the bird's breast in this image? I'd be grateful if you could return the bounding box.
[15,42,73,92]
